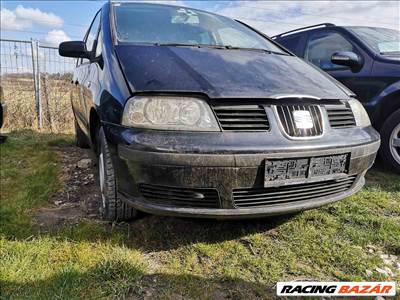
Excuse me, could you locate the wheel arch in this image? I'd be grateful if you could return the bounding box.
[376,89,400,130]
[89,107,101,153]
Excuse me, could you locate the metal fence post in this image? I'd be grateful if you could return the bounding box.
[30,39,42,129]
[2,38,76,132]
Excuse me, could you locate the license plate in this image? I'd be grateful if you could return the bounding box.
[264,154,349,187]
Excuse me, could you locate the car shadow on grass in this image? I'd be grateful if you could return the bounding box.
[28,135,296,252]
[125,214,294,252]
[36,138,399,254]
[50,211,295,253]
[364,161,400,193]
[6,131,394,255]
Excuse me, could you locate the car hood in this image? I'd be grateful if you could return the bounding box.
[115,45,351,99]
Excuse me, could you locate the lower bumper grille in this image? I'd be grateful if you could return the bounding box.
[233,175,357,208]
[139,184,220,208]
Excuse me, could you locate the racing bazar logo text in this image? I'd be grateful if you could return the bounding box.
[276,282,396,297]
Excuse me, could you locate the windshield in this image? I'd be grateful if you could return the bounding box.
[112,3,285,54]
[348,27,400,55]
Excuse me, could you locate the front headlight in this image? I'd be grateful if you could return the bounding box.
[121,96,220,131]
[348,99,371,127]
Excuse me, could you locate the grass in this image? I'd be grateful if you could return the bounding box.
[0,132,145,299]
[0,131,60,238]
[0,131,399,299]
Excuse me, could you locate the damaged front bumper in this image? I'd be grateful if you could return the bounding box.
[105,125,380,219]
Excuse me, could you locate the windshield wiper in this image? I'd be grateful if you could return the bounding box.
[154,43,226,49]
[153,43,288,55]
[224,46,288,55]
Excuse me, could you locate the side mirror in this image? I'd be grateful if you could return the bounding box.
[59,41,90,59]
[331,51,363,71]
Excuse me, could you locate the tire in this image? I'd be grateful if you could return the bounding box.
[380,109,400,174]
[75,119,90,148]
[98,127,137,221]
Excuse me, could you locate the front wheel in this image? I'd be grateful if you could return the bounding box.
[380,109,400,174]
[98,127,137,221]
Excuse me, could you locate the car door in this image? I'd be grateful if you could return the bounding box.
[77,10,101,134]
[305,30,373,103]
[71,58,83,124]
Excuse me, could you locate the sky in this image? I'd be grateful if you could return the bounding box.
[0,0,399,47]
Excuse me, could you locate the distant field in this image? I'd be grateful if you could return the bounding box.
[1,74,76,133]
[1,131,399,299]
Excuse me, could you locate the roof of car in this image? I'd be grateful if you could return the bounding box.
[272,23,336,39]
[272,24,396,40]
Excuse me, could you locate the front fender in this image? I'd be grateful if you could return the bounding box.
[364,80,400,128]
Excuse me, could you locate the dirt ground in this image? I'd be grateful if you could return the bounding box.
[34,145,102,230]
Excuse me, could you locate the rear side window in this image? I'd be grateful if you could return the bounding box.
[306,31,355,70]
[277,35,303,56]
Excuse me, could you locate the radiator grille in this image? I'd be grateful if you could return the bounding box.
[212,105,270,131]
[233,175,356,208]
[276,105,323,137]
[139,184,220,208]
[326,103,356,128]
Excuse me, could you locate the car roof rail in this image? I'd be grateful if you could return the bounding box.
[272,23,335,39]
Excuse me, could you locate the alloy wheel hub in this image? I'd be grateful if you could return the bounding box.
[390,122,400,165]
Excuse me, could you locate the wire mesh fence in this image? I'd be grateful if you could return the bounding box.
[0,40,36,130]
[0,39,78,133]
[38,45,77,132]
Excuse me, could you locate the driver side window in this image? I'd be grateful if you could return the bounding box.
[306,31,355,70]
[81,10,101,64]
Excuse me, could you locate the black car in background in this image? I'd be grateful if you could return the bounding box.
[59,3,379,221]
[273,24,400,173]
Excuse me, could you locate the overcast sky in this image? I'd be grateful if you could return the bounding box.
[1,0,399,46]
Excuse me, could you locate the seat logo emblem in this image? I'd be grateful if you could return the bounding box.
[293,110,314,129]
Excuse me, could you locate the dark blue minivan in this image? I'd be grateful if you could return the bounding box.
[59,3,379,221]
[273,24,400,173]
